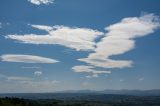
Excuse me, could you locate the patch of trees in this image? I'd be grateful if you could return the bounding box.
[0,96,160,106]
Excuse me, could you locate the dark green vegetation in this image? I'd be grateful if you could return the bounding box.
[0,94,160,106]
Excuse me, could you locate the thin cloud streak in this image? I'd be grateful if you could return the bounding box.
[7,76,33,81]
[72,65,111,78]
[0,54,59,63]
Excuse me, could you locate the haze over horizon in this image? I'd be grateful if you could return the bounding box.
[0,0,160,93]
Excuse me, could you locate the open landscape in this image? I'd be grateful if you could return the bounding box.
[0,90,160,106]
[0,0,160,106]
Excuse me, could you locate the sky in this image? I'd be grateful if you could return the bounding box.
[0,0,160,93]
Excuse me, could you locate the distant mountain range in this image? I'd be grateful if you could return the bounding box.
[55,89,160,96]
[0,89,160,99]
[99,89,160,96]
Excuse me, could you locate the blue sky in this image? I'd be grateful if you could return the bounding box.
[0,0,160,93]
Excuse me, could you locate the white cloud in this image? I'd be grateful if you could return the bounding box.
[28,0,54,5]
[79,58,133,69]
[78,14,160,69]
[31,24,53,31]
[6,25,103,51]
[4,13,160,77]
[0,54,59,63]
[34,71,43,76]
[72,65,111,78]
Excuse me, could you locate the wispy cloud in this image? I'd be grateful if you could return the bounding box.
[28,0,54,5]
[21,66,41,69]
[1,71,56,92]
[139,77,144,81]
[0,22,2,28]
[6,25,103,51]
[0,54,59,63]
[17,80,60,92]
[7,76,33,81]
[78,14,160,69]
[0,74,60,93]
[0,74,6,78]
[82,81,90,86]
[34,71,43,76]
[72,65,111,78]
[120,79,124,82]
[0,74,33,81]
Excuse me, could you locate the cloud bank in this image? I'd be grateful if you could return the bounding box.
[0,54,59,63]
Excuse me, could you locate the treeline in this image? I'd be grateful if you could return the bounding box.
[0,96,160,106]
[1,97,32,106]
